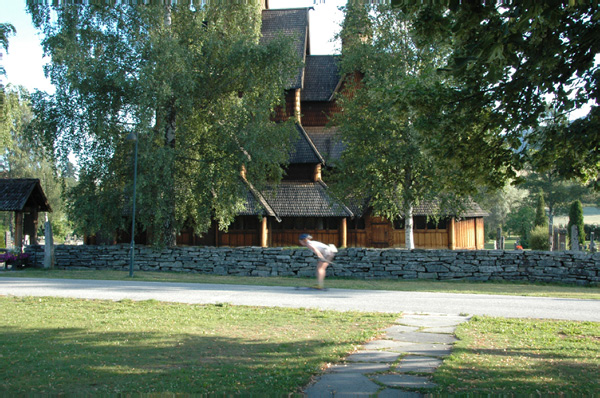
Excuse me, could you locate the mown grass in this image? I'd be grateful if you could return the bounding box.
[435,316,600,395]
[2,268,600,299]
[0,296,397,396]
[2,273,599,395]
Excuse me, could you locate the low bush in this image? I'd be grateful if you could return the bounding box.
[529,225,550,250]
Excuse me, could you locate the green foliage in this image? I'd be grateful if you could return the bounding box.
[479,185,528,240]
[534,190,548,228]
[529,224,550,251]
[520,170,591,227]
[1,85,75,241]
[568,200,585,248]
[27,4,298,245]
[332,4,514,247]
[411,2,600,187]
[505,205,535,248]
[0,23,15,78]
[584,224,600,242]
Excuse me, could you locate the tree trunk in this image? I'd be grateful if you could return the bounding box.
[404,204,415,250]
[548,205,554,251]
[162,102,177,247]
[159,4,177,248]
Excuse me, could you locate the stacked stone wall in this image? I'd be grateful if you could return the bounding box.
[24,245,600,285]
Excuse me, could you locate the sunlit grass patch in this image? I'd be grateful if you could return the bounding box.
[434,316,600,395]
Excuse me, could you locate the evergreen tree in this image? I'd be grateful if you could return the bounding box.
[505,204,535,248]
[534,191,548,228]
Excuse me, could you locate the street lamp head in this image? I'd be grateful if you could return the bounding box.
[126,132,137,141]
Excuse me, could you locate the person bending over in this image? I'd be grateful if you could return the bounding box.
[299,233,337,289]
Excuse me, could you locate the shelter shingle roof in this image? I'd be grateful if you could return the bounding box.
[0,178,51,212]
[302,55,341,101]
[261,8,309,89]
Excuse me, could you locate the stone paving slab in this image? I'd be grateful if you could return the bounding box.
[421,326,459,334]
[391,331,457,344]
[303,313,466,397]
[346,350,402,363]
[374,374,437,389]
[395,356,443,373]
[363,339,415,350]
[388,342,453,357]
[303,373,381,397]
[398,314,470,328]
[328,362,391,374]
[378,389,424,398]
[383,325,420,337]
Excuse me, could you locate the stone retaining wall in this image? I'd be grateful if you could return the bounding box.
[24,245,600,285]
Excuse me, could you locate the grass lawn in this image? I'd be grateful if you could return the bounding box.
[0,296,398,395]
[1,296,598,395]
[2,268,600,299]
[2,271,599,395]
[435,316,600,395]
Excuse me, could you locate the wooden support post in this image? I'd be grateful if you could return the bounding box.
[15,212,24,249]
[260,217,268,248]
[473,218,479,250]
[449,217,456,250]
[341,218,347,248]
[31,210,39,245]
[313,164,322,182]
[294,89,301,123]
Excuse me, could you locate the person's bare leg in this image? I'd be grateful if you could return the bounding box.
[316,261,328,289]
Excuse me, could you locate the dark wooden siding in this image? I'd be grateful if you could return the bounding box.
[301,101,341,126]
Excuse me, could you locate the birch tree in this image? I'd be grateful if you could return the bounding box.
[331,4,513,249]
[28,3,298,245]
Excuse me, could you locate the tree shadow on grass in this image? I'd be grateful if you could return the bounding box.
[0,326,345,396]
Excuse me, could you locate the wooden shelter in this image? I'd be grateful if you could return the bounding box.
[0,178,52,248]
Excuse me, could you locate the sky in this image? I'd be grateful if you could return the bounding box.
[1,0,347,94]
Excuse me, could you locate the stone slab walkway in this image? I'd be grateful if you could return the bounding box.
[302,312,471,397]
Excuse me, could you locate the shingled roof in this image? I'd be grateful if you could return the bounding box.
[348,198,489,219]
[289,124,325,164]
[304,126,345,162]
[412,200,489,218]
[302,55,341,101]
[239,179,281,222]
[262,181,353,218]
[0,178,51,212]
[261,8,309,90]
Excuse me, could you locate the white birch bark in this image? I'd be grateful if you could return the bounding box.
[405,204,415,250]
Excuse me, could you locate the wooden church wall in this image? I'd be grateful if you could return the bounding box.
[453,217,485,250]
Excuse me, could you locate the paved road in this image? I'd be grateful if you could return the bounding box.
[1,277,598,322]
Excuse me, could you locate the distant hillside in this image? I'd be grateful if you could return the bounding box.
[553,207,600,227]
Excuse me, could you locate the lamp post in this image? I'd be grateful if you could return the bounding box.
[127,132,138,277]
